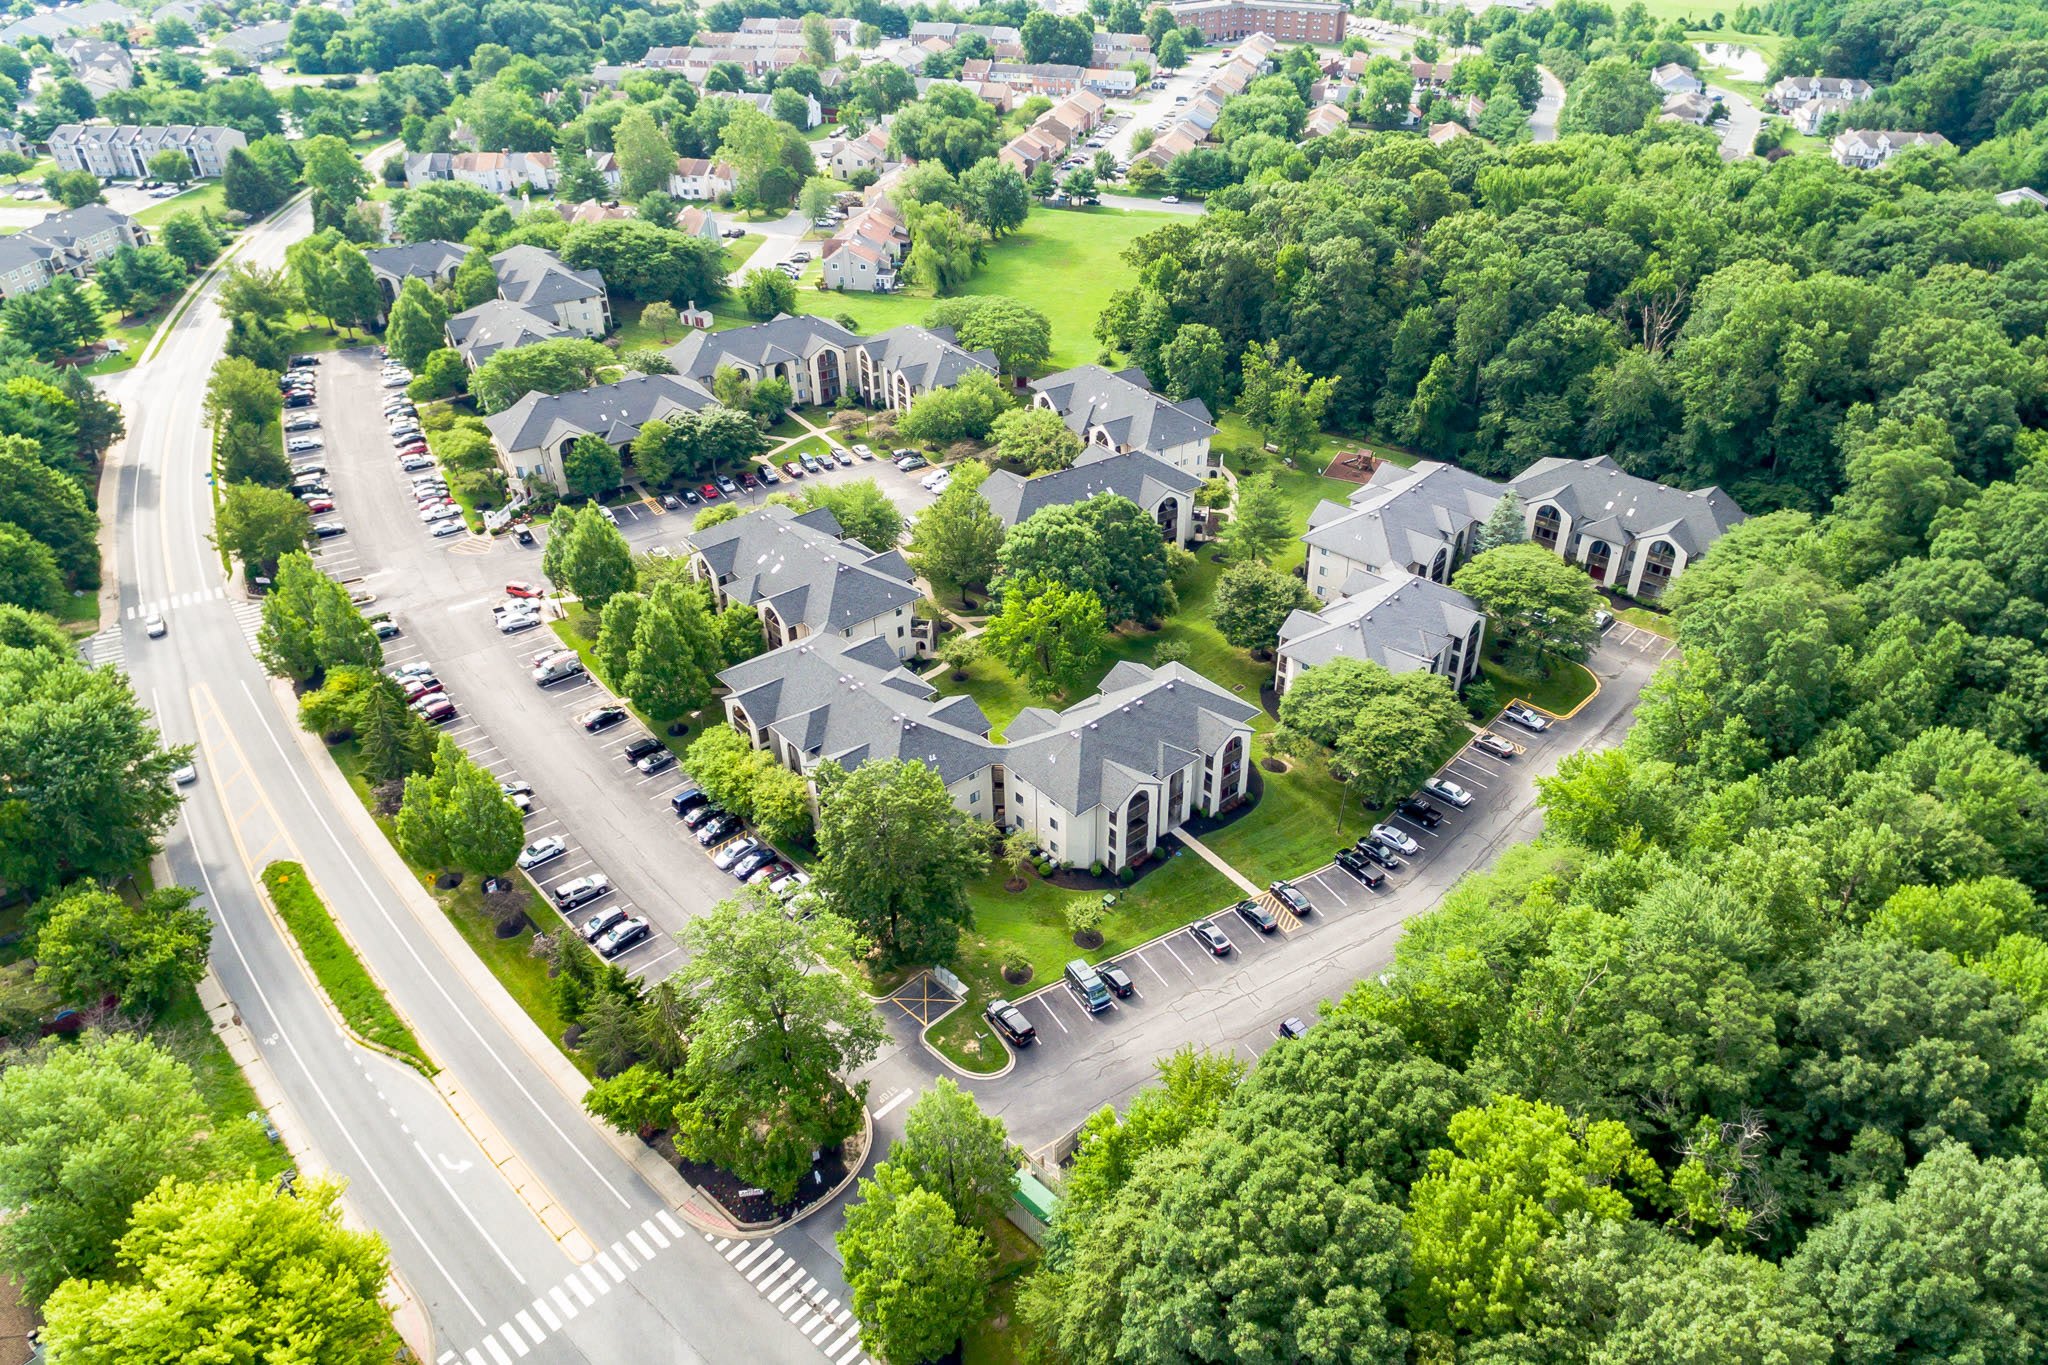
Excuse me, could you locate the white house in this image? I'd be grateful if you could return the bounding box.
[1507,455,1746,601]
[483,373,714,490]
[686,502,927,658]
[0,203,146,298]
[1832,128,1951,169]
[1274,569,1485,696]
[1650,62,1703,95]
[1767,74,1873,108]
[490,244,609,336]
[47,122,244,180]
[1029,365,1218,478]
[979,449,1204,544]
[668,157,736,200]
[1302,460,1507,597]
[664,314,996,411]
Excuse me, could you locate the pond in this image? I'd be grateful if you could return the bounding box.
[1695,42,1768,83]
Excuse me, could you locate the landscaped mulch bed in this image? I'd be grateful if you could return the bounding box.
[1177,766,1267,840]
[651,1135,855,1227]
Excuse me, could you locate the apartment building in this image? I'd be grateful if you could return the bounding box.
[48,122,245,180]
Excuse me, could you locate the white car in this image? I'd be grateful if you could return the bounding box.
[920,469,951,493]
[1369,823,1419,856]
[1424,777,1475,808]
[768,868,811,898]
[172,761,198,785]
[497,611,541,634]
[1502,702,1552,733]
[517,836,566,870]
[430,519,467,538]
[286,437,322,453]
[1160,194,1181,203]
[381,374,410,389]
[712,836,760,871]
[144,613,166,638]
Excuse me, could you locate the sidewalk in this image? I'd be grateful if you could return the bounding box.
[1173,827,1260,896]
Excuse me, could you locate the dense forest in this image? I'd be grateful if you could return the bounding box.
[1018,2,2048,1360]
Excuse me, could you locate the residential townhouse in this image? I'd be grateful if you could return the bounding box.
[51,36,134,96]
[1789,97,1852,135]
[820,197,908,292]
[675,206,718,240]
[664,314,995,411]
[558,198,635,226]
[1831,128,1951,169]
[686,502,927,658]
[1650,62,1704,95]
[1029,365,1218,478]
[717,635,1256,872]
[669,156,736,200]
[0,202,146,299]
[1766,74,1873,108]
[1092,30,1152,65]
[0,1,132,46]
[1303,103,1349,138]
[959,57,1132,98]
[909,21,1021,47]
[490,244,609,336]
[444,299,568,368]
[716,89,824,129]
[362,239,468,313]
[403,150,558,193]
[980,449,1204,544]
[1303,460,1506,595]
[1274,569,1486,695]
[1997,187,2048,209]
[48,122,244,180]
[1508,455,1745,601]
[1662,90,1716,125]
[824,124,893,181]
[0,129,31,161]
[1164,0,1343,44]
[483,373,715,490]
[214,18,290,63]
[997,88,1107,176]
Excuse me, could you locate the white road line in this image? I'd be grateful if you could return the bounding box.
[566,1272,596,1306]
[549,1284,578,1319]
[641,1217,670,1249]
[826,1325,860,1357]
[514,1309,544,1345]
[833,1336,865,1364]
[1039,999,1070,1033]
[582,1263,612,1295]
[627,1229,654,1261]
[497,1323,528,1357]
[747,1249,786,1283]
[466,1350,489,1365]
[1445,769,1490,789]
[480,1338,512,1365]
[657,1210,685,1239]
[439,1353,458,1364]
[531,1297,560,1332]
[870,1088,913,1121]
[1158,936,1194,976]
[761,1262,800,1297]
[733,1241,770,1270]
[812,1315,843,1342]
[1457,754,1506,777]
[1131,949,1171,987]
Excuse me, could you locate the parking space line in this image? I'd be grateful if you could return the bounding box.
[1157,936,1195,977]
[1035,997,1070,1034]
[1456,754,1506,778]
[1130,948,1170,988]
[630,947,680,977]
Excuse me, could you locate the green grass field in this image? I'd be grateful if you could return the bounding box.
[136,179,228,227]
[1615,605,1675,637]
[154,985,295,1181]
[789,205,1178,370]
[1482,653,1599,717]
[263,860,434,1074]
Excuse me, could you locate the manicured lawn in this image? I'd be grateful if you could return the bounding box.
[263,860,435,1074]
[1615,605,1674,637]
[54,588,99,634]
[789,205,1180,370]
[1482,654,1599,717]
[1211,414,1378,574]
[1197,749,1358,888]
[155,984,294,1181]
[963,1217,1040,1365]
[722,233,766,273]
[136,179,228,226]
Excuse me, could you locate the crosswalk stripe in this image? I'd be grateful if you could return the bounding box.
[812,1315,842,1342]
[498,1324,528,1357]
[514,1310,544,1345]
[826,1326,860,1359]
[760,1261,799,1295]
[550,1284,579,1319]
[438,1352,458,1364]
[531,1298,560,1332]
[627,1229,654,1260]
[596,1252,624,1283]
[566,1274,596,1307]
[733,1241,769,1270]
[746,1249,785,1284]
[466,1350,489,1365]
[658,1210,686,1239]
[581,1264,610,1296]
[481,1337,512,1365]
[641,1218,670,1249]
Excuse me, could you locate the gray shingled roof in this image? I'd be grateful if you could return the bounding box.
[490,244,606,320]
[21,203,138,251]
[483,373,715,454]
[1305,460,1507,574]
[980,450,1202,529]
[1029,365,1216,455]
[858,324,996,391]
[1507,455,1744,559]
[663,313,863,383]
[445,299,567,366]
[1002,661,1257,816]
[364,240,468,282]
[687,502,921,635]
[719,634,996,786]
[1276,570,1483,678]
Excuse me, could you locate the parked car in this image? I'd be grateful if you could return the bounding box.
[712,836,760,871]
[799,454,822,474]
[594,917,651,959]
[496,610,541,634]
[680,802,724,831]
[730,846,777,880]
[144,613,167,638]
[1396,796,1443,827]
[313,521,347,539]
[985,998,1036,1046]
[579,905,630,942]
[669,785,708,817]
[1096,960,1136,998]
[579,705,628,732]
[759,466,781,484]
[621,735,665,763]
[635,748,676,775]
[769,867,811,898]
[415,696,458,725]
[1369,823,1420,855]
[1471,731,1522,760]
[1502,702,1551,733]
[1355,837,1403,871]
[552,874,611,910]
[1424,776,1475,808]
[373,620,401,640]
[1268,880,1313,916]
[1190,919,1233,955]
[715,474,738,495]
[504,580,542,598]
[1277,1016,1311,1040]
[695,811,742,845]
[894,453,927,472]
[303,497,336,514]
[1332,847,1386,888]
[1233,898,1279,934]
[430,520,466,538]
[782,460,805,478]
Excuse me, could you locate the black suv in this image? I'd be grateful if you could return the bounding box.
[1397,797,1443,828]
[1268,880,1313,916]
[1096,960,1135,998]
[622,734,665,763]
[1355,838,1403,871]
[670,785,708,817]
[985,999,1036,1046]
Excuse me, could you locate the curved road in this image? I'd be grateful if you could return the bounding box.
[94,174,854,1365]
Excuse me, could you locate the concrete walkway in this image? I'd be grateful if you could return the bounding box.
[1174,826,1261,896]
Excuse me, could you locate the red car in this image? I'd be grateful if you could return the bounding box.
[504,580,542,598]
[699,482,721,500]
[304,497,336,513]
[740,472,760,491]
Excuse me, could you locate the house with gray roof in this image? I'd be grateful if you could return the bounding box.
[714,641,1256,872]
[685,502,927,659]
[48,122,243,180]
[0,1,133,46]
[1304,459,1505,599]
[1029,365,1218,478]
[52,35,133,96]
[1274,569,1484,697]
[0,202,145,297]
[1507,455,1744,600]
[664,314,995,412]
[490,244,609,336]
[1831,127,1951,169]
[444,299,567,368]
[980,449,1203,544]
[483,373,714,492]
[1000,660,1258,870]
[362,240,467,314]
[214,18,290,63]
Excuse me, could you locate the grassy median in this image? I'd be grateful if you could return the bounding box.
[262,860,436,1076]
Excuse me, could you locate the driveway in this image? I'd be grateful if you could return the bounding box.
[867,630,1673,1155]
[1530,66,1566,142]
[1709,85,1761,160]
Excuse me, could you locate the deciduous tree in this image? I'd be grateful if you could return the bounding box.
[984,577,1106,699]
[1212,561,1315,653]
[987,405,1080,472]
[837,1166,990,1365]
[889,1079,1015,1231]
[804,478,903,550]
[908,483,1005,596]
[33,884,210,1019]
[383,275,449,371]
[1453,542,1602,675]
[813,757,990,965]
